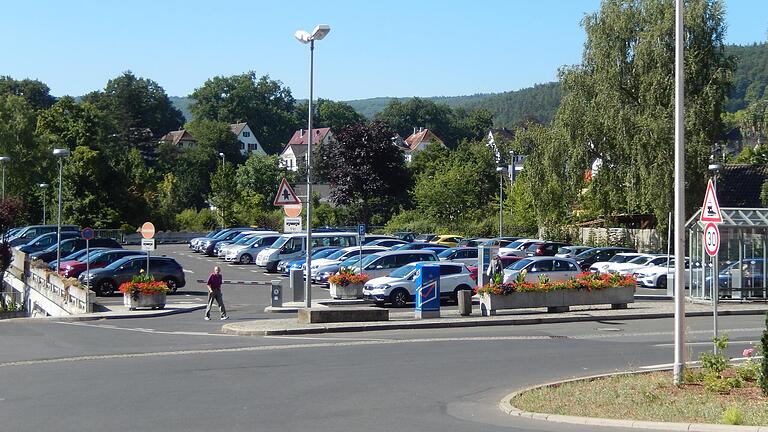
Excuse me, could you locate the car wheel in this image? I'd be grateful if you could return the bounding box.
[163,277,178,294]
[98,280,116,296]
[239,254,252,265]
[657,275,667,289]
[390,289,409,308]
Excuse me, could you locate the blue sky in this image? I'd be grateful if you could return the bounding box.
[1,0,765,100]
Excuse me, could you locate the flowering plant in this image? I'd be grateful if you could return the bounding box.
[328,268,370,286]
[118,273,169,297]
[476,272,635,296]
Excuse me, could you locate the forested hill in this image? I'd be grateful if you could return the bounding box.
[167,42,767,129]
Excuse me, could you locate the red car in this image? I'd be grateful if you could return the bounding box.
[61,249,144,278]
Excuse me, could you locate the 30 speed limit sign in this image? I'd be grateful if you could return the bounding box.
[703,222,720,257]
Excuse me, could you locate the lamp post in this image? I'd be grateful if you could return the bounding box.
[53,148,71,273]
[38,183,49,224]
[219,152,225,168]
[496,166,507,237]
[0,156,11,200]
[295,24,330,309]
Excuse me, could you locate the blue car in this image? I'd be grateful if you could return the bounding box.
[281,247,340,276]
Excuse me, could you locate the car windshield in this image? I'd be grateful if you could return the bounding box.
[325,250,348,260]
[339,256,362,266]
[628,256,653,265]
[609,254,635,263]
[557,247,571,254]
[232,235,253,245]
[270,236,290,249]
[211,230,233,240]
[510,258,534,270]
[313,249,337,259]
[359,254,382,267]
[438,249,456,259]
[575,249,598,259]
[389,263,417,278]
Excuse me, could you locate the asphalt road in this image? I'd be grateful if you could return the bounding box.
[0,313,764,432]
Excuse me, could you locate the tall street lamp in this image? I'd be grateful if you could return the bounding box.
[219,152,225,168]
[496,166,507,237]
[295,24,330,309]
[38,183,50,224]
[53,148,71,272]
[0,156,11,199]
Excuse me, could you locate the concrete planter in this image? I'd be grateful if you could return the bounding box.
[479,285,635,316]
[330,282,364,300]
[124,292,166,310]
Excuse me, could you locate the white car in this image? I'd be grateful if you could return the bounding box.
[499,238,540,257]
[362,262,475,307]
[634,259,701,289]
[437,247,478,266]
[224,234,281,264]
[308,246,387,278]
[503,256,581,284]
[614,255,671,276]
[555,246,593,258]
[588,253,645,273]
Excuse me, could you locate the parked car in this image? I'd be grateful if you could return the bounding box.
[256,232,360,272]
[525,241,571,257]
[574,247,637,271]
[555,246,593,259]
[499,239,541,257]
[189,229,225,250]
[392,242,440,251]
[201,229,272,256]
[60,249,146,278]
[362,262,475,307]
[361,235,397,244]
[79,255,186,296]
[430,235,463,247]
[611,255,671,275]
[308,246,388,276]
[48,248,109,270]
[635,258,700,289]
[588,252,646,273]
[279,247,340,275]
[30,237,123,264]
[214,231,262,257]
[393,232,416,242]
[225,234,282,264]
[312,255,366,285]
[353,249,439,280]
[502,256,581,284]
[414,233,437,242]
[364,238,408,249]
[9,224,79,247]
[481,237,523,248]
[708,259,766,291]
[438,247,479,266]
[193,227,253,253]
[457,238,490,247]
[16,231,80,254]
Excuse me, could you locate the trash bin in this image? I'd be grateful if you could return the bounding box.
[458,290,472,316]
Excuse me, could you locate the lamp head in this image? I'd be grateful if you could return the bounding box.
[294,30,311,43]
[496,166,508,174]
[52,148,71,158]
[0,156,11,163]
[311,25,330,40]
[219,152,225,157]
[39,183,49,188]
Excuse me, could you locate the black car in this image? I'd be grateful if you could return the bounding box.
[17,231,81,253]
[30,237,122,264]
[79,255,186,296]
[574,247,636,271]
[9,224,80,247]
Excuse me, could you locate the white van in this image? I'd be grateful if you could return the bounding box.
[354,249,439,280]
[255,232,358,272]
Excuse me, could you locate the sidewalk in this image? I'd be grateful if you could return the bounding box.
[23,302,207,322]
[222,300,768,336]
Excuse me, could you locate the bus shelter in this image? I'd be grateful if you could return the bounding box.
[687,208,768,300]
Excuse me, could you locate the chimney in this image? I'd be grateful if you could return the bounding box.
[300,129,304,137]
[419,127,423,132]
[413,127,417,135]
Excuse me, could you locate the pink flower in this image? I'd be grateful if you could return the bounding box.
[743,348,754,358]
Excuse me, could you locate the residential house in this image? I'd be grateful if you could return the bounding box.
[279,127,334,171]
[717,164,768,207]
[402,127,445,163]
[158,129,198,150]
[230,122,265,156]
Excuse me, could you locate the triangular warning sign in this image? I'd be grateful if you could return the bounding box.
[273,178,301,206]
[699,178,722,223]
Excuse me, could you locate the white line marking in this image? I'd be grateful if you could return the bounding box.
[654,340,756,347]
[183,270,194,273]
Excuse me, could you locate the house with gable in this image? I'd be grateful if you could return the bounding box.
[230,122,265,156]
[158,129,198,150]
[402,127,446,163]
[279,127,334,171]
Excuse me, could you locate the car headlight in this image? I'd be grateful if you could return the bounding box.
[375,284,391,290]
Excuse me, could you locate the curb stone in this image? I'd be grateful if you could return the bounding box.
[499,369,768,431]
[2,304,206,322]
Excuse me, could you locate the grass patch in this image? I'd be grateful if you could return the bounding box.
[513,371,768,426]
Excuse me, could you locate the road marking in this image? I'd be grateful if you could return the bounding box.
[653,339,757,347]
[639,356,761,370]
[0,335,559,368]
[574,327,764,340]
[55,321,237,337]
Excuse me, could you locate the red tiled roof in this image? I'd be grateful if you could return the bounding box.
[159,129,196,146]
[404,128,444,151]
[230,122,248,135]
[287,127,331,145]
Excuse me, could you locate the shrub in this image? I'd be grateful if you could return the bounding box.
[735,358,760,382]
[760,312,768,395]
[703,373,732,394]
[723,407,744,425]
[700,335,729,375]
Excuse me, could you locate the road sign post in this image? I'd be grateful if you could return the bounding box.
[700,177,723,353]
[358,224,366,274]
[141,222,155,275]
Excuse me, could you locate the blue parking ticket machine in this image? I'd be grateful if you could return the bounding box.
[415,263,440,319]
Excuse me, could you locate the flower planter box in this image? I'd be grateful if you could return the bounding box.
[124,292,166,310]
[330,282,365,300]
[479,285,635,316]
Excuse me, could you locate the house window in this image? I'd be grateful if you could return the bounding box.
[243,131,250,137]
[178,142,183,148]
[249,143,256,151]
[240,142,245,150]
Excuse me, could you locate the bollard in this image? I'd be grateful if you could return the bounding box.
[290,269,303,302]
[458,290,472,316]
[270,280,282,308]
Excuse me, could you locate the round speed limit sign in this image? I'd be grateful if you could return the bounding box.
[703,222,720,257]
